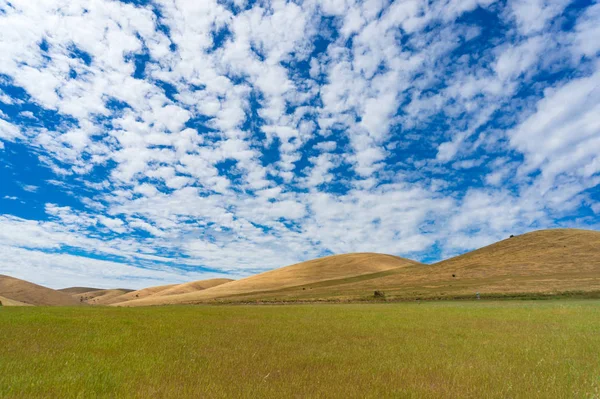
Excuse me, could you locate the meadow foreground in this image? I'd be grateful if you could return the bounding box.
[1,301,599,398]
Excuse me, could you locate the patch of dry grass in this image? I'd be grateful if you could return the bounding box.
[0,295,32,306]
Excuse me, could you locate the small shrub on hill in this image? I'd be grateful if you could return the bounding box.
[374,291,386,299]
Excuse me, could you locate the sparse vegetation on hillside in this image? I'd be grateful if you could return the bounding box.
[2,229,599,307]
[1,301,599,398]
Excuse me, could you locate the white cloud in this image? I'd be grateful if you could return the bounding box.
[508,0,572,36]
[510,69,600,190]
[0,244,222,290]
[0,0,597,288]
[22,185,38,192]
[494,36,545,81]
[572,3,600,58]
[0,118,22,142]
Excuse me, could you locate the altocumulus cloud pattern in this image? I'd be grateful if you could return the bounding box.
[0,0,599,289]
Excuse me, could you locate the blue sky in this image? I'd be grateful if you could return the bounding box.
[0,0,599,289]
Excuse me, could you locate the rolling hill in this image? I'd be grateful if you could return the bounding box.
[151,278,235,297]
[67,288,134,305]
[59,287,103,295]
[117,253,421,306]
[99,284,179,305]
[98,278,234,306]
[2,228,598,306]
[118,228,600,306]
[245,228,600,302]
[293,228,600,301]
[0,275,83,306]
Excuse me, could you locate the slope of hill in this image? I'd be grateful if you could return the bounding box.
[100,284,179,305]
[104,279,234,306]
[71,289,134,305]
[209,228,600,302]
[117,253,421,306]
[0,295,33,306]
[59,287,103,295]
[0,275,83,306]
[153,278,235,297]
[118,228,600,305]
[431,228,600,275]
[3,228,598,306]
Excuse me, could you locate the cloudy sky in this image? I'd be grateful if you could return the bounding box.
[0,0,598,289]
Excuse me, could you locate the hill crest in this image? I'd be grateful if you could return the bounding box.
[118,252,421,306]
[0,275,83,306]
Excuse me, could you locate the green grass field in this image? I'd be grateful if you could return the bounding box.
[1,301,599,398]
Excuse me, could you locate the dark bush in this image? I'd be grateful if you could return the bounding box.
[374,290,386,299]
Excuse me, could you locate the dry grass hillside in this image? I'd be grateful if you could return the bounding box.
[119,228,600,305]
[100,279,233,306]
[68,289,134,305]
[310,229,597,301]
[0,295,33,306]
[0,275,82,306]
[432,228,599,274]
[153,278,234,297]
[3,228,598,306]
[204,228,600,302]
[100,284,179,305]
[59,287,103,295]
[118,253,420,306]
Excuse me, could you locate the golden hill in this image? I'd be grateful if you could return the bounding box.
[59,287,103,295]
[100,284,179,305]
[69,288,134,305]
[151,278,235,296]
[118,228,600,305]
[433,228,599,272]
[198,228,600,303]
[0,275,82,306]
[117,253,420,306]
[105,278,235,306]
[2,228,598,306]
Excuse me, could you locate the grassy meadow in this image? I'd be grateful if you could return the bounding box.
[1,301,599,398]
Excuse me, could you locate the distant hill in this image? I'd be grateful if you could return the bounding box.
[153,278,235,297]
[100,284,180,305]
[105,279,234,306]
[59,287,103,295]
[431,228,599,275]
[0,275,83,306]
[67,289,134,305]
[353,228,600,299]
[118,228,600,306]
[211,228,600,303]
[118,253,420,306]
[3,228,599,306]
